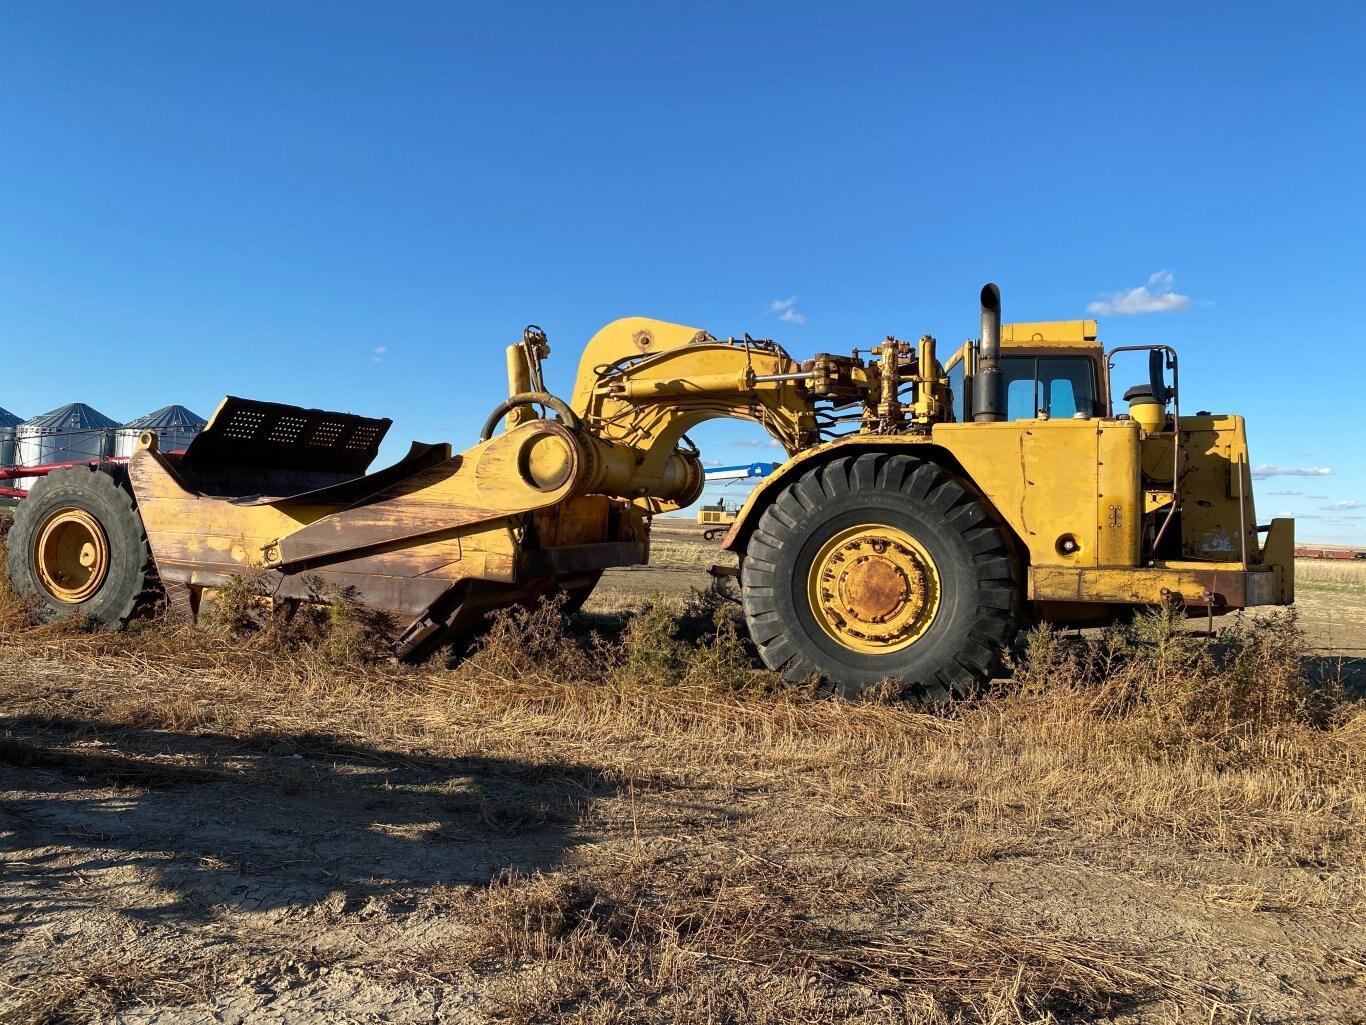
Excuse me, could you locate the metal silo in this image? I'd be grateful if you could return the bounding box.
[0,405,21,476]
[14,403,121,491]
[114,404,208,459]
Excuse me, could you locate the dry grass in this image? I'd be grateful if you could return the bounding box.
[1296,557,1366,593]
[412,863,1182,1025]
[1,537,1364,1022]
[648,537,739,569]
[0,948,235,1025]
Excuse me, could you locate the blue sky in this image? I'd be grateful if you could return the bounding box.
[1,3,1362,540]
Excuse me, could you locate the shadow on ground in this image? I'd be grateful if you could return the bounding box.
[1306,655,1366,699]
[0,716,618,930]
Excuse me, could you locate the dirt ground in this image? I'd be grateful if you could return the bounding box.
[1,527,1363,1024]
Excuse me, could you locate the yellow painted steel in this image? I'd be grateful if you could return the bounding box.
[615,369,758,399]
[1261,518,1295,604]
[34,507,110,603]
[1155,415,1260,562]
[570,317,718,412]
[571,324,816,511]
[721,406,1282,613]
[504,344,533,429]
[730,417,1144,574]
[1029,564,1279,607]
[109,302,1293,651]
[698,506,737,526]
[521,432,575,490]
[1127,396,1166,433]
[806,523,941,654]
[914,335,949,424]
[130,422,626,598]
[931,417,1142,568]
[999,320,1099,346]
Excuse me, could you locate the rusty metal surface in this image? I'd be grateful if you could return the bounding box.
[246,442,453,509]
[519,541,647,578]
[272,421,585,568]
[127,415,651,660]
[152,560,459,621]
[1029,564,1279,609]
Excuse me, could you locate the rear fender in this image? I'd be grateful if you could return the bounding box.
[720,439,1027,573]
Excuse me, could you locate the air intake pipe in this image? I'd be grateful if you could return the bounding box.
[972,282,1004,423]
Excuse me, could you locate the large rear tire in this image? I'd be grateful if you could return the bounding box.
[7,465,155,628]
[741,452,1018,703]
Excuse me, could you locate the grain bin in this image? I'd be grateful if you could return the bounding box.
[114,404,207,458]
[0,405,21,475]
[14,403,120,490]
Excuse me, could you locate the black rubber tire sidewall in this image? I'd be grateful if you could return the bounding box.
[6,466,150,627]
[742,454,1018,701]
[780,493,985,688]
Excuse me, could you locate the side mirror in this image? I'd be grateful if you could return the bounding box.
[1148,348,1172,407]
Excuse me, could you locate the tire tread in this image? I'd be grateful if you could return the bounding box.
[7,465,154,628]
[742,452,1019,703]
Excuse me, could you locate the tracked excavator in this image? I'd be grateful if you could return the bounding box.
[7,285,1294,701]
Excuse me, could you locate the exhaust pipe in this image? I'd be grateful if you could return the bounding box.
[972,282,1004,423]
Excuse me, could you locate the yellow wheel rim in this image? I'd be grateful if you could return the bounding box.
[806,523,940,655]
[33,508,110,604]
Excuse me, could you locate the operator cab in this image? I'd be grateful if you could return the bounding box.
[1000,354,1102,420]
[946,319,1109,422]
[996,320,1107,420]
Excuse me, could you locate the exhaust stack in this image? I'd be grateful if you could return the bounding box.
[973,282,1004,423]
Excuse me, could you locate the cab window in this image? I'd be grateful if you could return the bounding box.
[947,358,965,422]
[999,356,1097,420]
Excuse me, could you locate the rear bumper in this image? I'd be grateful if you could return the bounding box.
[1030,516,1295,611]
[1030,564,1284,609]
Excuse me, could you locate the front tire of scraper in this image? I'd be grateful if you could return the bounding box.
[740,452,1019,704]
[7,465,156,628]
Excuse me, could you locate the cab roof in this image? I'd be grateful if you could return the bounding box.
[1000,320,1100,349]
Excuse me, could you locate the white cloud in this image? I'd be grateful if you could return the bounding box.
[1324,499,1363,511]
[768,296,806,324]
[1251,465,1333,480]
[1266,489,1303,496]
[734,439,764,448]
[371,345,387,364]
[1087,270,1191,316]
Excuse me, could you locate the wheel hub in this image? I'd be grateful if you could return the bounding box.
[807,524,940,653]
[33,508,110,604]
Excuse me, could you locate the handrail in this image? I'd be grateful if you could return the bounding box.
[1107,345,1181,561]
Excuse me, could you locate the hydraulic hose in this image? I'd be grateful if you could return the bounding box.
[479,392,580,441]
